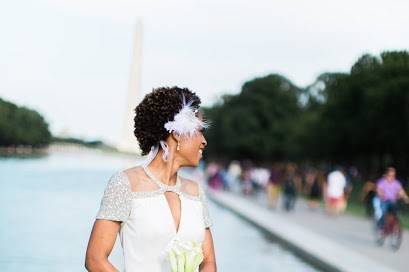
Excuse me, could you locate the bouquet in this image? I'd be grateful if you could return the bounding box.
[166,238,204,272]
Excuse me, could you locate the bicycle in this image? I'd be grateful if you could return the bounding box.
[374,201,403,251]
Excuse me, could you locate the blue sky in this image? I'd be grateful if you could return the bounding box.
[1,0,408,145]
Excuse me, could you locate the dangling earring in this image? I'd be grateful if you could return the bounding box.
[177,142,180,151]
[159,140,169,161]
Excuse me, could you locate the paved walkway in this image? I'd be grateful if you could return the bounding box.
[208,190,408,272]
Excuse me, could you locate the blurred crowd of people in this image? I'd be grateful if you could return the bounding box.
[204,161,409,218]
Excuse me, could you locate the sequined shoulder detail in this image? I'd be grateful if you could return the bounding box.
[96,171,132,222]
[198,183,213,228]
[132,189,166,198]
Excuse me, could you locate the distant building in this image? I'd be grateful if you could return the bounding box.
[118,20,143,154]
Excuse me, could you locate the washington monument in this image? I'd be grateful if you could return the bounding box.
[118,20,143,154]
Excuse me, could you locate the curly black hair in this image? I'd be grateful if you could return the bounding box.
[133,86,201,155]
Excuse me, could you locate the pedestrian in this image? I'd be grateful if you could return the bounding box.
[305,169,323,210]
[325,167,347,215]
[361,176,377,217]
[266,164,281,209]
[282,164,301,212]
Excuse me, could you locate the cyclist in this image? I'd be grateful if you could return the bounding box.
[376,167,409,230]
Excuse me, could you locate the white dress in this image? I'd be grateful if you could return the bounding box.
[95,166,213,272]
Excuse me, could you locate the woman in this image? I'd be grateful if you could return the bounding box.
[305,169,323,210]
[266,164,281,209]
[85,87,217,272]
[361,177,377,217]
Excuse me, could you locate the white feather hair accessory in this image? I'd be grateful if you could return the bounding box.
[141,94,209,165]
[164,95,209,137]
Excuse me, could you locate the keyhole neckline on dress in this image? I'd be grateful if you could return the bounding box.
[142,165,182,191]
[142,165,183,234]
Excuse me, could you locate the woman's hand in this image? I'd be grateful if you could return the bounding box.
[85,219,121,272]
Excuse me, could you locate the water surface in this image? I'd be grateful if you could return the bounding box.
[0,151,318,271]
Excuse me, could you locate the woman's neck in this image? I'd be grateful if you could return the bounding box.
[147,149,181,186]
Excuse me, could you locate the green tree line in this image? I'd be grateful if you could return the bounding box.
[204,51,409,178]
[0,98,52,147]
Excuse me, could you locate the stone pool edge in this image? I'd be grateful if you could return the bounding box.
[208,191,397,272]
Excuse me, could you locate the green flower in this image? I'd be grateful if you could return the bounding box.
[169,250,178,272]
[167,239,204,272]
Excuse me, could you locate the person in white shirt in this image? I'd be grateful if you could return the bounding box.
[325,168,347,215]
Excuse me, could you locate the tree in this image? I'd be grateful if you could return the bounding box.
[204,50,409,178]
[0,98,52,147]
[204,74,302,162]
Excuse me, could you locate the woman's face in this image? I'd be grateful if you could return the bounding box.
[178,128,207,167]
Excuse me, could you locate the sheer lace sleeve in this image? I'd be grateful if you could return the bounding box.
[96,171,132,222]
[198,183,213,228]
